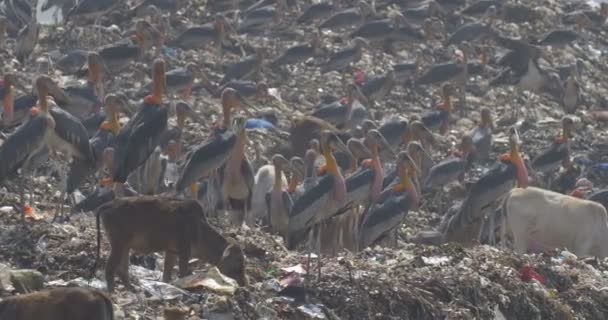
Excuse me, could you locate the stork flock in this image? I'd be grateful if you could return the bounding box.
[0,0,607,283]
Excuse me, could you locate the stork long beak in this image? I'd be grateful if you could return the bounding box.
[376,133,397,159]
[328,133,355,164]
[152,59,166,103]
[509,129,528,188]
[43,78,70,105]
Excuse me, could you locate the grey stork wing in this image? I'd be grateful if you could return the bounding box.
[345,167,374,193]
[0,115,48,182]
[220,55,257,85]
[379,120,408,147]
[361,75,387,97]
[311,102,346,125]
[175,132,237,191]
[359,193,411,249]
[170,25,216,49]
[416,63,464,85]
[273,44,314,66]
[166,68,194,89]
[423,157,466,190]
[321,46,358,74]
[457,160,517,223]
[447,23,492,45]
[530,142,569,172]
[297,2,334,24]
[320,9,359,29]
[288,174,334,232]
[113,105,168,183]
[50,107,94,161]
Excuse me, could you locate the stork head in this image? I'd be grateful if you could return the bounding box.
[1,73,17,125]
[348,138,371,161]
[222,88,256,118]
[35,76,68,107]
[504,127,528,188]
[407,140,433,167]
[394,151,419,195]
[484,5,498,25]
[409,120,437,147]
[321,131,355,172]
[145,58,166,105]
[366,129,396,158]
[35,76,52,110]
[87,52,103,84]
[272,154,290,170]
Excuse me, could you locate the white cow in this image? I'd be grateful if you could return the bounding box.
[504,187,608,258]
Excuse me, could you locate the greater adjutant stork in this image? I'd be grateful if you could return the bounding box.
[359,151,419,250]
[175,88,254,196]
[112,59,168,192]
[0,76,93,220]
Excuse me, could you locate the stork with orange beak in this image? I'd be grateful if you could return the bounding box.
[421,83,454,135]
[59,52,105,120]
[441,128,528,245]
[0,73,17,128]
[112,59,168,191]
[175,88,257,198]
[0,76,93,221]
[530,117,574,187]
[359,151,419,250]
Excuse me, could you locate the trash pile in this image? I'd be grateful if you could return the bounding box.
[1,0,608,318]
[1,213,608,319]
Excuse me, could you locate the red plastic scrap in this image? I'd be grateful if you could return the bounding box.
[519,265,544,284]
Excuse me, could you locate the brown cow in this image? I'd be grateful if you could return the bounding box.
[0,287,113,320]
[95,196,247,292]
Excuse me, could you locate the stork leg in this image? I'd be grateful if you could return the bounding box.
[317,226,322,281]
[52,188,65,223]
[19,178,26,223]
